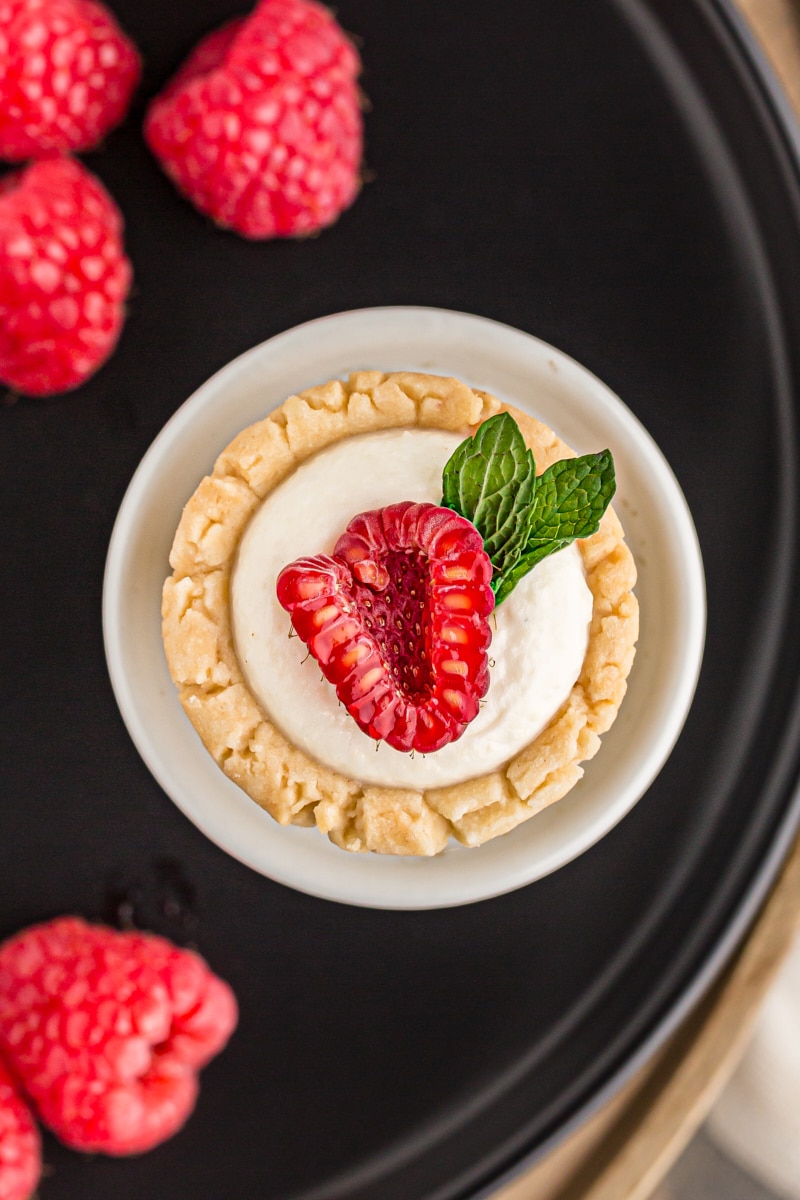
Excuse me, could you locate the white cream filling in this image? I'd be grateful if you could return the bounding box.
[231,428,593,788]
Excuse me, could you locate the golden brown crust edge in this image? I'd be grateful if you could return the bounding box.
[161,372,639,856]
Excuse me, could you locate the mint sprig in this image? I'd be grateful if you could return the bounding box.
[441,413,616,604]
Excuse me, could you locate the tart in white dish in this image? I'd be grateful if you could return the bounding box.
[162,371,638,856]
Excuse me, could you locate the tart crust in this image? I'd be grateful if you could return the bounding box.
[162,372,638,856]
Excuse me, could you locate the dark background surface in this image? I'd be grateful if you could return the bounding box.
[2,1,800,1198]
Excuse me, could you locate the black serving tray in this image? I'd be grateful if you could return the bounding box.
[2,1,800,1197]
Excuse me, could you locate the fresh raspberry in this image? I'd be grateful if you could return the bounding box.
[0,917,237,1155]
[0,1060,39,1200]
[0,0,141,160]
[0,156,131,396]
[144,0,363,239]
[277,503,495,754]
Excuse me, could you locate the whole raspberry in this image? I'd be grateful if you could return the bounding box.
[0,156,131,396]
[0,917,237,1155]
[0,0,141,160]
[144,0,363,239]
[0,1060,39,1200]
[278,503,495,754]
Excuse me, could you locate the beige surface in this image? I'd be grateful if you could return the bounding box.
[492,830,800,1200]
[162,373,637,856]
[738,0,800,113]
[489,2,800,1196]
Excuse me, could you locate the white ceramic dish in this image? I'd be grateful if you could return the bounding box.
[103,307,705,909]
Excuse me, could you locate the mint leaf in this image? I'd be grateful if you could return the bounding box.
[493,450,616,603]
[527,450,616,548]
[442,413,537,577]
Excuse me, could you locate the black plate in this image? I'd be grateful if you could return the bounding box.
[3,1,800,1197]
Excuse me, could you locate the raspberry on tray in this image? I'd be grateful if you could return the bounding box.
[0,917,237,1155]
[0,156,132,396]
[144,0,363,239]
[0,0,141,160]
[0,1059,40,1200]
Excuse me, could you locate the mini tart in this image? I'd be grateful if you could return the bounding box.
[162,372,639,856]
